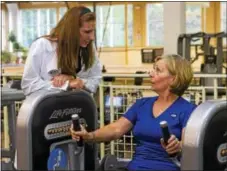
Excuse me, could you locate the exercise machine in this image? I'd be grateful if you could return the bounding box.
[16,89,98,170]
[1,87,25,170]
[177,32,227,88]
[181,100,227,170]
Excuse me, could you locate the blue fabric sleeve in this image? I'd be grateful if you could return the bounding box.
[122,99,141,125]
[181,104,197,128]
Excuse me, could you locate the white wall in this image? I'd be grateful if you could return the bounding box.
[163,2,186,54]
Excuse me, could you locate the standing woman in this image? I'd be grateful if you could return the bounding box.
[21,6,102,96]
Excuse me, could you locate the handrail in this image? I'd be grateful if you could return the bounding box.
[102,73,227,78]
[1,73,227,78]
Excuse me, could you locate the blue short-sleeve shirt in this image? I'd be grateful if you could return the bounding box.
[123,96,197,171]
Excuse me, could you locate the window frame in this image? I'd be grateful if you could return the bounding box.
[95,3,133,48]
[18,5,70,48]
[185,4,203,33]
[145,2,204,47]
[19,8,58,48]
[17,2,222,51]
[220,1,226,32]
[18,2,134,50]
[220,1,226,45]
[1,3,8,51]
[145,2,164,47]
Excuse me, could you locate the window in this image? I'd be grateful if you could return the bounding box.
[127,4,133,46]
[146,3,203,46]
[87,5,94,12]
[96,4,133,47]
[221,2,226,45]
[146,3,164,46]
[186,5,202,33]
[1,9,6,50]
[59,6,94,20]
[19,4,133,48]
[221,2,226,33]
[19,8,57,48]
[59,7,67,20]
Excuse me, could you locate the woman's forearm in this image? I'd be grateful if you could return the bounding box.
[87,123,122,143]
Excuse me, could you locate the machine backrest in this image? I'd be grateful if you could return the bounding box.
[16,89,98,170]
[181,100,227,170]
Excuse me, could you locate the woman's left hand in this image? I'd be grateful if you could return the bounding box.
[160,134,181,155]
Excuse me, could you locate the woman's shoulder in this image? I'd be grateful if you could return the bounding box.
[178,96,197,111]
[31,37,57,52]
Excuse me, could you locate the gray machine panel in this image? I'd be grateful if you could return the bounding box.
[16,89,61,170]
[16,89,97,170]
[181,100,227,170]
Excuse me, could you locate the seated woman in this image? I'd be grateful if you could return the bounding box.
[71,54,197,171]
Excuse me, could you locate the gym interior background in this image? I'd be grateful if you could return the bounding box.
[1,1,227,168]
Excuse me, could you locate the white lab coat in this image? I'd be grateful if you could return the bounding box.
[21,38,102,96]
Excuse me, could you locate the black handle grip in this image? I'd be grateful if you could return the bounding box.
[71,114,83,147]
[161,122,171,145]
[160,121,177,158]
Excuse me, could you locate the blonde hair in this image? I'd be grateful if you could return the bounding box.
[155,54,193,96]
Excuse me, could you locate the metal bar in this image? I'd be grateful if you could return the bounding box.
[3,76,7,85]
[1,149,11,158]
[101,84,226,91]
[110,85,114,155]
[202,88,206,102]
[7,103,17,163]
[185,37,191,61]
[93,2,97,48]
[99,81,105,159]
[2,72,227,78]
[213,78,218,100]
[102,73,227,78]
[3,106,9,150]
[177,34,184,56]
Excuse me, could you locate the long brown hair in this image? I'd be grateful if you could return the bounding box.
[45,6,96,75]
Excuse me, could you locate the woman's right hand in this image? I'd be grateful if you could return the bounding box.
[52,74,74,87]
[70,124,93,142]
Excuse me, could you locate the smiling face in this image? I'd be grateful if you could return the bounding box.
[79,21,95,47]
[149,59,175,94]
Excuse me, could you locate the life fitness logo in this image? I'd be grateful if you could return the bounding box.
[44,108,82,140]
[49,108,82,120]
